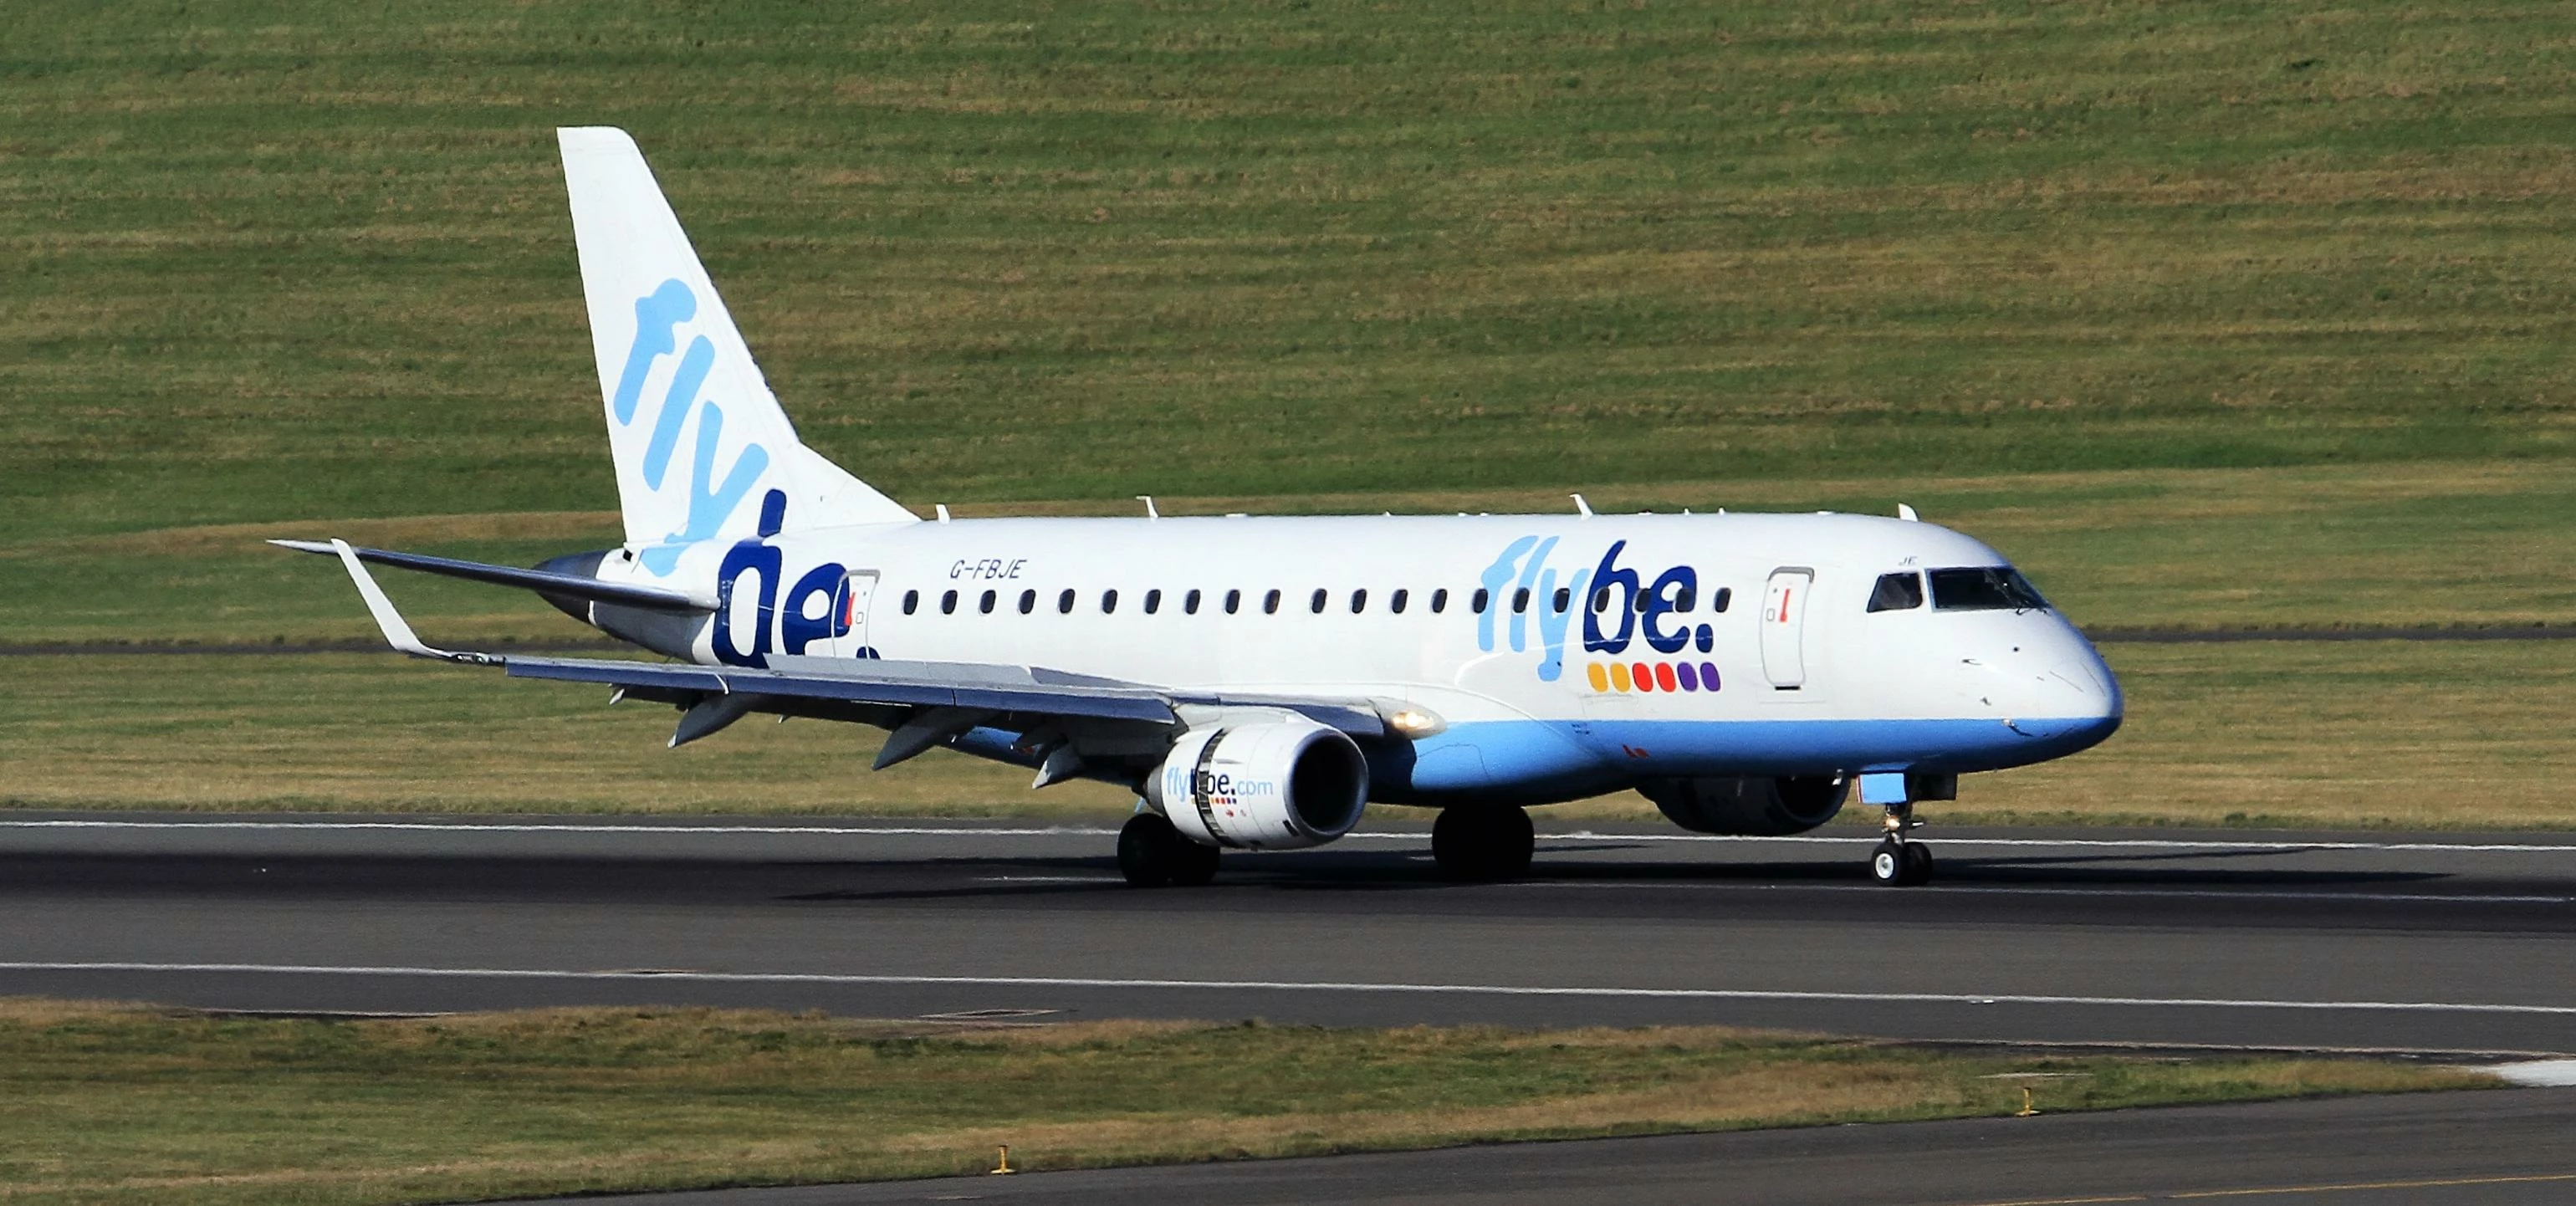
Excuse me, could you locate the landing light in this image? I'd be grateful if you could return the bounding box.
[1384,708,1445,737]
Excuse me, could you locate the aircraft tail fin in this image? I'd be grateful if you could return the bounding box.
[556,127,915,574]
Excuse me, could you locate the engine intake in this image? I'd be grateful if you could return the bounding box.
[1638,775,1848,836]
[1145,718,1369,850]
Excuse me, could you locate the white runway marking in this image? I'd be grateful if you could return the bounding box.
[963,876,2569,903]
[1510,882,2576,904]
[4,819,2572,854]
[2,961,2569,1016]
[2490,1060,2576,1086]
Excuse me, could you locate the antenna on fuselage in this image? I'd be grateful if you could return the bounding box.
[1897,503,1919,521]
[1137,495,1158,520]
[935,504,952,524]
[1570,493,1593,519]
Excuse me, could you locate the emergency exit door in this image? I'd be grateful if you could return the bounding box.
[1760,568,1812,688]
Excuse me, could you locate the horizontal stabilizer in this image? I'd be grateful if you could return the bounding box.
[270,539,708,613]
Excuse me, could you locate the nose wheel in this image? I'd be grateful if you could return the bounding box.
[1869,800,1935,887]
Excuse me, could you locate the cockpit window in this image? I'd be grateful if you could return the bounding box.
[1867,571,1924,612]
[1927,566,2048,611]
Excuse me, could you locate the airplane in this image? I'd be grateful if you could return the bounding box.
[278,127,2123,889]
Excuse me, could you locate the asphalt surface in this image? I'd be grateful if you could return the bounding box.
[484,1088,2576,1205]
[0,813,2570,1055]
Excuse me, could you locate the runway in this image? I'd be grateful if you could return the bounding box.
[1,812,2570,1055]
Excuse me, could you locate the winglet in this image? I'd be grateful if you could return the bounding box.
[325,539,503,666]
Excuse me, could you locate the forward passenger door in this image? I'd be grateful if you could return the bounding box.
[1760,568,1812,689]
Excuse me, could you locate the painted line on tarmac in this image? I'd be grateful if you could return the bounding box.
[1962,1172,2576,1206]
[1509,882,2576,904]
[3,819,2573,854]
[2,962,2570,1016]
[965,876,2576,904]
[1536,831,2576,854]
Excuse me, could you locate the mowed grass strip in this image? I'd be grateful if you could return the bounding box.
[8,1,2576,546]
[0,1000,2489,1206]
[10,640,2576,830]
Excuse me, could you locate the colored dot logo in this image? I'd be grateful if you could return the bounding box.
[1587,662,1720,693]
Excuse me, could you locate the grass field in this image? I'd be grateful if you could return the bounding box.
[8,2,2576,826]
[0,1000,2488,1206]
[9,1,2576,544]
[12,639,2573,830]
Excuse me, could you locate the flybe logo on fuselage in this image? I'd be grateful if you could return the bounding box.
[614,279,772,575]
[1478,538,1715,682]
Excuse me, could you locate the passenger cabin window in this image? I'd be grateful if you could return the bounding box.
[1390,588,1408,615]
[1431,588,1449,613]
[1225,589,1243,615]
[1592,587,1613,613]
[941,590,958,615]
[1511,587,1530,614]
[1551,587,1571,613]
[1057,589,1076,615]
[1868,572,1924,613]
[979,589,997,614]
[1928,567,2048,611]
[1019,589,1036,615]
[1712,587,1732,613]
[1264,589,1281,615]
[1350,589,1367,614]
[1469,588,1487,613]
[1185,589,1203,615]
[1144,589,1163,615]
[902,590,920,616]
[1310,588,1327,614]
[1674,586,1696,612]
[1101,589,1120,614]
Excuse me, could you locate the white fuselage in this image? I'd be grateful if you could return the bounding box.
[584,510,2122,806]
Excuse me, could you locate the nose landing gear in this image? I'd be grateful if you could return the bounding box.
[1868,799,1935,887]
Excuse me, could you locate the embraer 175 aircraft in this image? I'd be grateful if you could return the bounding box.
[280,127,2122,888]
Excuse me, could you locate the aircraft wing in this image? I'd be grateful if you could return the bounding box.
[302,539,1387,760]
[504,653,1180,724]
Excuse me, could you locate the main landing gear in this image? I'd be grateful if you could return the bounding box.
[1869,799,1935,887]
[1433,805,1535,882]
[1118,813,1220,887]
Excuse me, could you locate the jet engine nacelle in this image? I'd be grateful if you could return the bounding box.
[1144,718,1370,850]
[1638,775,1849,836]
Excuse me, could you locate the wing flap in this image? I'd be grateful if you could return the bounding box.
[502,655,1181,724]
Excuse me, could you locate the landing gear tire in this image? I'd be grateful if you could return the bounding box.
[1869,841,1905,887]
[1119,813,1221,887]
[1433,806,1536,882]
[1869,839,1935,887]
[1168,835,1221,887]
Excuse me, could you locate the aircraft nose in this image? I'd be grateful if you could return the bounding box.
[2025,626,2123,749]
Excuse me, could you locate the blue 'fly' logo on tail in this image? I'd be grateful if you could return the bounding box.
[612,279,770,575]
